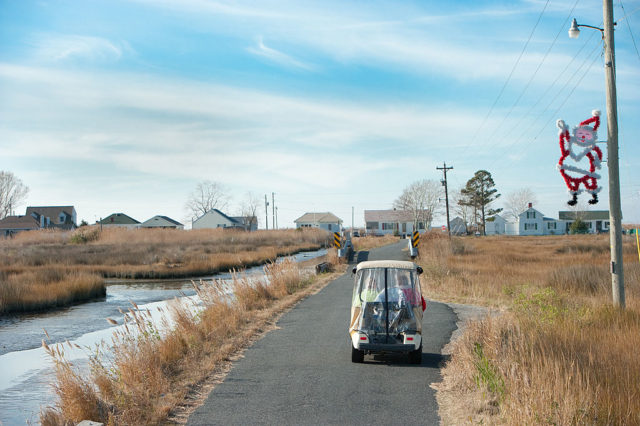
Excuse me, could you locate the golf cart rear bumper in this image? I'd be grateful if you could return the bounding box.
[358,343,416,353]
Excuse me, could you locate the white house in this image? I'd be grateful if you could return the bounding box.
[294,212,342,232]
[558,210,610,234]
[364,209,428,236]
[485,215,508,235]
[192,209,257,231]
[140,215,184,230]
[470,204,608,236]
[510,205,564,236]
[517,206,546,236]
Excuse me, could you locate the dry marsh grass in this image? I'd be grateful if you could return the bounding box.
[41,258,342,425]
[351,234,399,252]
[1,227,330,279]
[423,233,640,425]
[0,270,105,314]
[1,227,328,313]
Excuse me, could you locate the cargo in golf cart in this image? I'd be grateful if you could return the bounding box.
[349,260,426,364]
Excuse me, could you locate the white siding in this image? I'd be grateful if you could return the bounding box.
[192,210,236,229]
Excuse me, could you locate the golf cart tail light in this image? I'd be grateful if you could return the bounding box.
[406,337,414,341]
[360,336,367,340]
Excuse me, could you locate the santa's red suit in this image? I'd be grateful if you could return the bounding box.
[557,110,603,206]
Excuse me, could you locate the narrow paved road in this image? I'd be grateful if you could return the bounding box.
[188,241,458,425]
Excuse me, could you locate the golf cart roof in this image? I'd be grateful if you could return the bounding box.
[355,260,419,271]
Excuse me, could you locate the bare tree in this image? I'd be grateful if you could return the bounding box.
[0,171,29,219]
[393,179,442,230]
[237,192,260,230]
[504,188,538,221]
[185,180,230,221]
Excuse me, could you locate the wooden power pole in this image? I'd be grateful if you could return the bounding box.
[437,162,453,237]
[603,0,625,307]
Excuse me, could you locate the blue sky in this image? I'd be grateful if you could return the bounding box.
[1,0,639,228]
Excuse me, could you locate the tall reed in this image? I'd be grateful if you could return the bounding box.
[41,256,340,425]
[0,270,105,314]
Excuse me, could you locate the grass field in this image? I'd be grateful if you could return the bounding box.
[419,233,640,425]
[0,227,330,313]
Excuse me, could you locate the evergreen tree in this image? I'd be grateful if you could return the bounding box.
[459,170,502,235]
[569,218,589,234]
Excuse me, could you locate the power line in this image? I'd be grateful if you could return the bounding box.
[619,0,640,62]
[456,35,602,177]
[486,44,604,173]
[467,0,551,152]
[480,0,582,154]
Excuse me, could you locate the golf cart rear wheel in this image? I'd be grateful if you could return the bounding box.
[408,344,422,364]
[351,346,364,363]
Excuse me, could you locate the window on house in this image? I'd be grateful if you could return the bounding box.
[366,222,378,230]
[418,222,424,230]
[382,223,394,230]
[328,224,332,231]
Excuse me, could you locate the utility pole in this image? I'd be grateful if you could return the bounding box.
[437,162,453,237]
[264,194,269,230]
[603,0,625,308]
[272,192,275,230]
[352,206,354,234]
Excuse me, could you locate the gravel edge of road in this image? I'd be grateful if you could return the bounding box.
[434,302,503,426]
[440,302,494,356]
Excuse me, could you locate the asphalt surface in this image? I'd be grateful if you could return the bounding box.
[188,240,458,425]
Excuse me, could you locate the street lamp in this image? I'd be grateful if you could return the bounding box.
[568,18,607,39]
[569,1,625,308]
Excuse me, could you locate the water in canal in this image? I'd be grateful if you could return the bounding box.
[0,249,326,424]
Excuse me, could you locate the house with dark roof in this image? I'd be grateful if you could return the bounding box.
[294,212,342,232]
[97,213,140,229]
[364,209,427,236]
[25,206,77,230]
[559,210,610,234]
[0,215,40,237]
[192,209,257,231]
[449,217,467,235]
[140,215,184,230]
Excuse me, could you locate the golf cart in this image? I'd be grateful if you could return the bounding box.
[349,260,425,364]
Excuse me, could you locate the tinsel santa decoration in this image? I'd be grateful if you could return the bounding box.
[557,110,603,206]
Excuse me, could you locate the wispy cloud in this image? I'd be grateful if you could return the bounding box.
[247,36,315,71]
[0,64,486,185]
[30,34,128,62]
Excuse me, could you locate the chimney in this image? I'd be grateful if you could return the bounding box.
[528,202,532,208]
